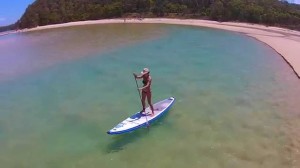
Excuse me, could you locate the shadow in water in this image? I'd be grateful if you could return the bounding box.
[104,111,172,153]
[105,128,150,153]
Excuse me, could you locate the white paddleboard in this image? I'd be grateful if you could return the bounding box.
[107,97,175,135]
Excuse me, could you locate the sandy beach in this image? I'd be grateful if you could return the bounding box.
[8,18,300,79]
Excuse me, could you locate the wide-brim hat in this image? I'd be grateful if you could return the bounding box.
[141,68,150,75]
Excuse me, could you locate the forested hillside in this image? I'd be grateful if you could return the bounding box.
[3,0,300,30]
[0,24,17,32]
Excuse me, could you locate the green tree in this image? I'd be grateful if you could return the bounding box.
[210,0,225,21]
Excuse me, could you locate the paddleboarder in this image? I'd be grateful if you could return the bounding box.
[133,68,154,116]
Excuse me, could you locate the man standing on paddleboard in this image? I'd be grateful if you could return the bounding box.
[133,68,154,116]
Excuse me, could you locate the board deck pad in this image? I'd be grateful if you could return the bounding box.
[107,97,175,135]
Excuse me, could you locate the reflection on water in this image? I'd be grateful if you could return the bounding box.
[0,24,167,82]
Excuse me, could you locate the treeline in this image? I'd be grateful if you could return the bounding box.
[3,0,300,31]
[0,23,17,32]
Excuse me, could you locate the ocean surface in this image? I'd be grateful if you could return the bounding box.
[0,23,299,168]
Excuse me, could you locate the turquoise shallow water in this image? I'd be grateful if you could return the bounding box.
[0,24,300,168]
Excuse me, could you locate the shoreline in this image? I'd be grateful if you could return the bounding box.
[3,18,300,79]
[0,30,20,36]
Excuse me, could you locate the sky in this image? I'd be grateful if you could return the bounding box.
[288,0,300,4]
[290,0,300,3]
[0,0,35,26]
[0,0,300,26]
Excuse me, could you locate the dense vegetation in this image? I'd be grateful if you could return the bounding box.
[1,0,300,31]
[0,23,17,32]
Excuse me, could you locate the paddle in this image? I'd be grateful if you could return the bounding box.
[133,74,150,128]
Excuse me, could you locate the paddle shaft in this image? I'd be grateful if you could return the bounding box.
[134,76,149,127]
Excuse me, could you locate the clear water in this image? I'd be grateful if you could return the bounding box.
[0,24,299,168]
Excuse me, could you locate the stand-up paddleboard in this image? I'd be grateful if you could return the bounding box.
[107,97,175,135]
